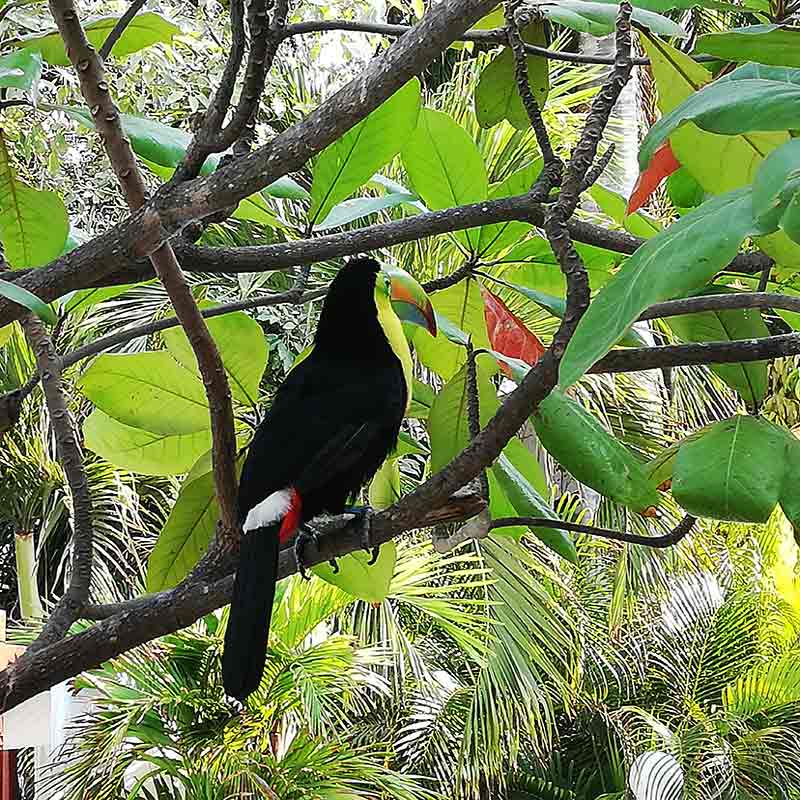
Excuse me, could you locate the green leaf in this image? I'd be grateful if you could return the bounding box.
[477,159,543,257]
[695,25,800,68]
[752,138,800,230]
[673,416,787,522]
[779,434,800,531]
[368,458,401,509]
[408,378,435,419]
[146,470,219,591]
[0,324,14,349]
[532,389,660,513]
[559,188,773,388]
[79,352,210,435]
[474,23,549,131]
[62,282,146,316]
[589,184,661,239]
[535,0,687,38]
[639,73,800,173]
[310,79,420,224]
[311,542,397,603]
[492,453,577,562]
[162,310,268,406]
[0,133,68,268]
[667,167,705,210]
[402,108,488,250]
[666,286,770,406]
[314,191,416,231]
[413,277,490,379]
[83,409,212,476]
[16,12,180,66]
[0,50,42,93]
[496,236,619,295]
[0,279,56,325]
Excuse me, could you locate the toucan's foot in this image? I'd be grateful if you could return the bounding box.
[345,505,378,565]
[294,526,321,580]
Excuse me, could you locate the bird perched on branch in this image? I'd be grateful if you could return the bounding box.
[222,256,437,702]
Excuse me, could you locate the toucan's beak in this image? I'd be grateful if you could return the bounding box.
[386,267,437,337]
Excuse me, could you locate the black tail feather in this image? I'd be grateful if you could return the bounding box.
[222,524,280,702]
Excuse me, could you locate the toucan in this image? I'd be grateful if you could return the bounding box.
[222,257,437,702]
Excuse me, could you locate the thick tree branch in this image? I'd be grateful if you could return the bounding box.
[0,0,503,326]
[0,490,484,709]
[48,0,239,537]
[18,316,93,651]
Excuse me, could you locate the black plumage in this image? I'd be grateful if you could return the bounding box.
[222,257,408,701]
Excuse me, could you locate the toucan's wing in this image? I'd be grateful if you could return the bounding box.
[237,354,405,521]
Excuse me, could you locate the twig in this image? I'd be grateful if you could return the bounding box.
[280,19,718,66]
[757,261,772,293]
[1,489,484,708]
[18,316,93,651]
[638,291,800,321]
[98,0,148,60]
[423,257,475,293]
[581,144,615,192]
[47,0,239,539]
[490,513,696,548]
[503,0,559,169]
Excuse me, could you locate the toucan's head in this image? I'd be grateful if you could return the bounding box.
[380,265,437,337]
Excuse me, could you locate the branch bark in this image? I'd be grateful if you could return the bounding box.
[48,0,239,538]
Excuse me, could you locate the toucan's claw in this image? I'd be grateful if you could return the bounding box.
[346,504,377,560]
[329,558,340,574]
[367,547,379,566]
[294,526,321,580]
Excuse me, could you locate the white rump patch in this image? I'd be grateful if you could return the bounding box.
[243,489,293,533]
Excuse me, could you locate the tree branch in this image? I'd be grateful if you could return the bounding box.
[48,0,239,538]
[98,0,148,60]
[18,316,93,651]
[490,514,697,548]
[0,489,484,709]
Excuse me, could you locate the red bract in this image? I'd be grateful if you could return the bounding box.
[481,286,545,377]
[627,141,681,215]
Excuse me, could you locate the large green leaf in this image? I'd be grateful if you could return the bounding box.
[311,543,397,603]
[534,0,687,37]
[666,286,770,407]
[162,310,268,407]
[474,23,549,131]
[408,378,435,419]
[779,433,800,531]
[83,409,212,476]
[672,416,786,522]
[496,237,619,295]
[641,36,788,195]
[492,453,577,562]
[641,36,799,271]
[695,25,800,68]
[0,50,42,92]
[79,352,210,435]
[401,108,488,250]
[0,133,68,268]
[639,71,800,173]
[477,160,542,257]
[413,277,491,379]
[309,78,420,224]
[559,188,773,388]
[532,389,660,513]
[0,279,56,325]
[16,12,180,66]
[752,139,800,231]
[146,470,220,592]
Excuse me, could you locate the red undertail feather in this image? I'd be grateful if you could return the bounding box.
[278,487,302,544]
